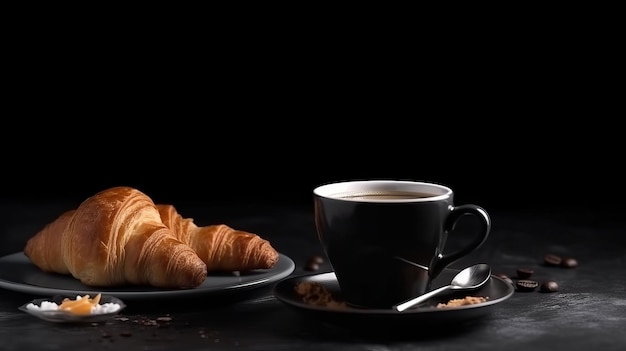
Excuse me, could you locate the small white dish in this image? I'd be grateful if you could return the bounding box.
[19,294,126,323]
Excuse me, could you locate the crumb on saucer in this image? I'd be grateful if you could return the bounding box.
[294,281,346,308]
[436,296,488,308]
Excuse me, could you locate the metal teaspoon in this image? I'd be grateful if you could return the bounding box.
[393,263,492,312]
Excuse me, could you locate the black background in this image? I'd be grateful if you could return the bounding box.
[2,26,622,215]
[1,22,625,351]
[2,119,623,215]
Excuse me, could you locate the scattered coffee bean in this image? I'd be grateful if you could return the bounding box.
[304,255,325,271]
[308,255,325,265]
[305,261,320,271]
[516,268,535,279]
[543,253,562,266]
[560,257,578,268]
[495,273,514,285]
[540,280,559,293]
[516,279,539,292]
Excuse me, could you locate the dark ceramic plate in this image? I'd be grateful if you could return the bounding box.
[273,269,514,331]
[0,252,295,300]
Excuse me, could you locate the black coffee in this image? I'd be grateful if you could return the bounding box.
[339,191,435,200]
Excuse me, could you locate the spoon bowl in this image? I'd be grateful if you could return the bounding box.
[393,263,491,312]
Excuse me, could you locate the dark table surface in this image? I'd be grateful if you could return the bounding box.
[1,201,625,351]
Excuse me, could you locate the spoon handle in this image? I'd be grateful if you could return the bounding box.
[393,285,452,312]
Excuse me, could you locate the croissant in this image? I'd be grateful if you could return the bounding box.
[156,204,279,272]
[23,186,208,288]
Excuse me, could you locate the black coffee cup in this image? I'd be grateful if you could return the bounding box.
[313,180,491,309]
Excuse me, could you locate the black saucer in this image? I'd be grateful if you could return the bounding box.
[273,269,514,336]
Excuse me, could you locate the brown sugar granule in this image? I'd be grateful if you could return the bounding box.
[436,296,488,308]
[294,281,346,308]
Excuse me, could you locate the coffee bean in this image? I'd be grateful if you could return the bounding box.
[304,261,320,271]
[308,255,325,265]
[561,257,578,268]
[516,268,535,279]
[540,281,559,293]
[304,255,325,271]
[516,279,539,292]
[544,253,562,266]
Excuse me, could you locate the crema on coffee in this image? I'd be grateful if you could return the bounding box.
[337,191,435,200]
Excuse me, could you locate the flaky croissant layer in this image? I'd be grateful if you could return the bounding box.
[24,186,279,289]
[157,204,279,272]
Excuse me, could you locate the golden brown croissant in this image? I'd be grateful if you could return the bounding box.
[156,204,279,272]
[24,187,208,288]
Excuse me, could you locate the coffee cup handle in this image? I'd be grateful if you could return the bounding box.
[428,204,491,279]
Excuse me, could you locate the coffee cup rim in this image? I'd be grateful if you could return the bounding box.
[313,180,452,203]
